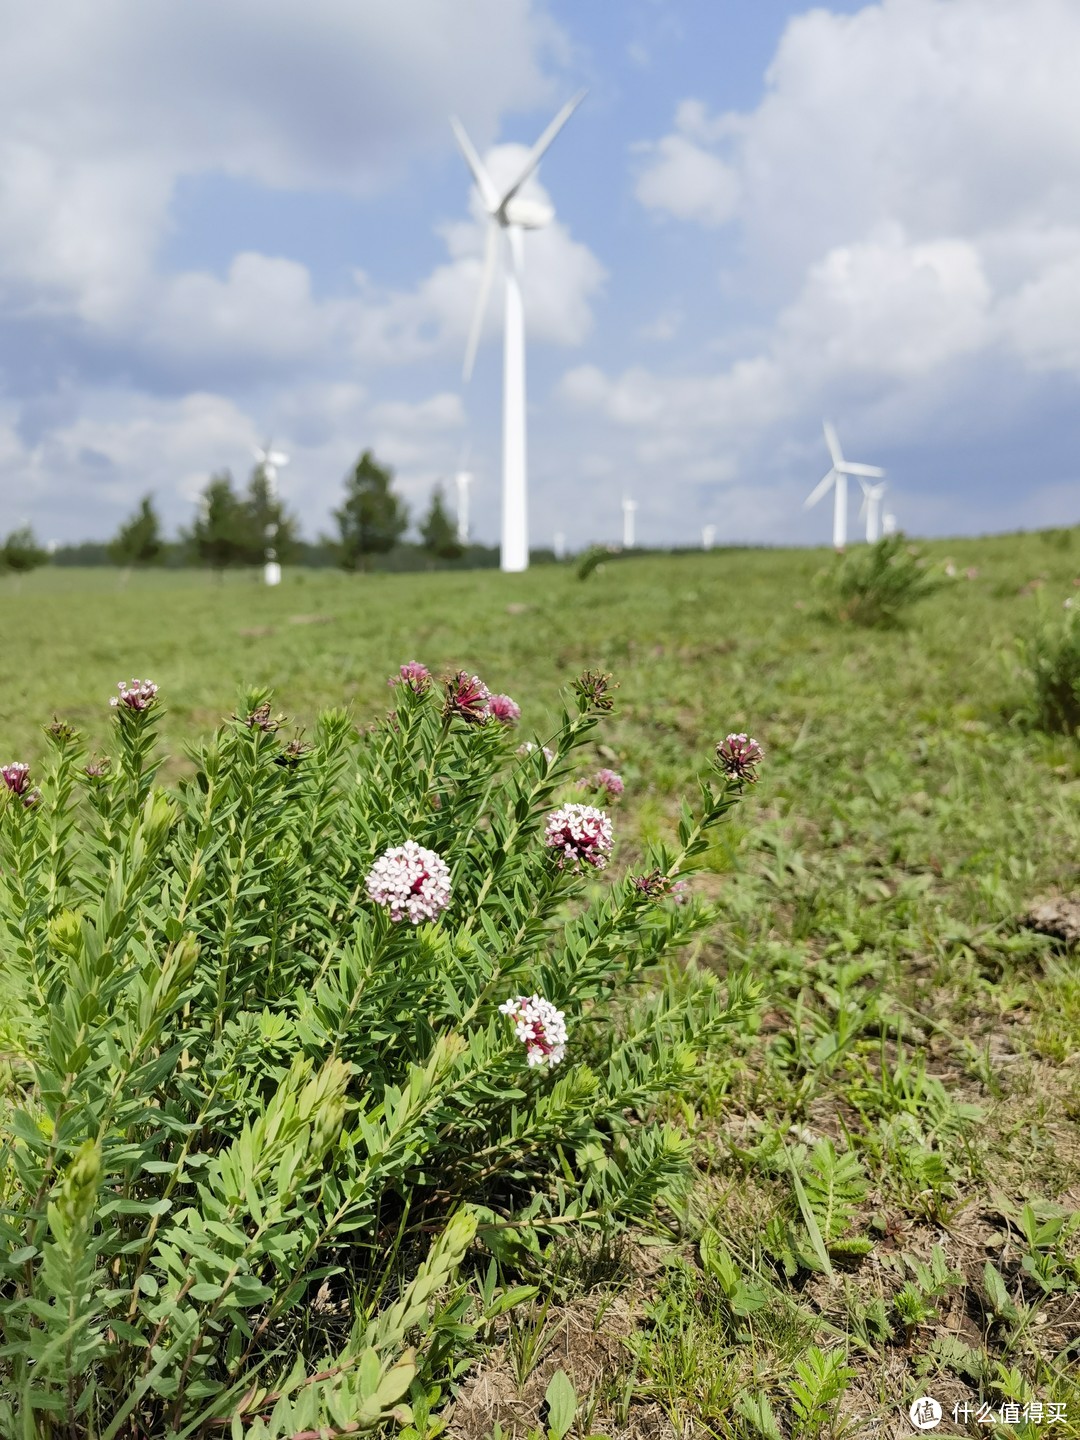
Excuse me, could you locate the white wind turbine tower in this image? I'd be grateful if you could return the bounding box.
[254,441,289,585]
[804,420,885,551]
[452,92,586,574]
[453,444,473,546]
[858,478,888,543]
[621,496,637,549]
[702,524,716,551]
[882,511,898,536]
[454,470,472,545]
[553,531,566,560]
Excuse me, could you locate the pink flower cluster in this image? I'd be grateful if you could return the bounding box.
[2,762,40,808]
[110,679,159,712]
[388,661,432,695]
[499,994,568,1069]
[443,672,491,724]
[580,767,623,800]
[486,693,521,725]
[544,803,613,871]
[716,733,764,783]
[441,671,521,726]
[365,840,451,924]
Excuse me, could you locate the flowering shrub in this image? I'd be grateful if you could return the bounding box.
[0,666,759,1436]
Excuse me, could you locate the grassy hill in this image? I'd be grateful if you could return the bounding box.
[1,531,1078,1435]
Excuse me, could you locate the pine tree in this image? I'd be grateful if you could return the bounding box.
[238,465,299,568]
[333,450,409,572]
[420,484,463,563]
[187,472,246,574]
[108,494,163,569]
[1,525,48,578]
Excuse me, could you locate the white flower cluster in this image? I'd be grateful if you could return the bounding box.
[499,994,568,1069]
[365,840,451,924]
[544,802,614,871]
[109,678,159,711]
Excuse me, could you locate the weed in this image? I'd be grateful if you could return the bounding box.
[812,534,951,628]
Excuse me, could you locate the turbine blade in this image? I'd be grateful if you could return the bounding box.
[823,419,843,467]
[804,469,836,508]
[838,462,886,478]
[463,220,500,383]
[450,116,500,212]
[499,90,586,207]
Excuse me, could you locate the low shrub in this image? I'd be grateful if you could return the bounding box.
[0,665,759,1436]
[1020,596,1080,735]
[813,534,950,628]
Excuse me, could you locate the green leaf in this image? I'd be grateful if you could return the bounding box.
[544,1369,577,1440]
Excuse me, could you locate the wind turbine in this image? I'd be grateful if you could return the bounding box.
[882,511,898,536]
[253,441,289,585]
[858,478,888,543]
[452,92,586,574]
[553,531,566,560]
[454,470,473,546]
[621,497,637,550]
[702,524,716,551]
[804,421,884,551]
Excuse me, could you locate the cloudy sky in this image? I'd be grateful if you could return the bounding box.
[2,0,1078,550]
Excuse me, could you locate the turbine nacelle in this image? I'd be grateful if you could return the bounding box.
[254,442,290,490]
[500,196,554,230]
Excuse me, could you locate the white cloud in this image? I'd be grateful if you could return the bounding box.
[633,110,743,227]
[0,0,572,352]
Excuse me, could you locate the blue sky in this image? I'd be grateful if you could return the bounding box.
[1,0,1078,550]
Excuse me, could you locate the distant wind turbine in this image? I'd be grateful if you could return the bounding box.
[454,470,472,546]
[882,511,898,536]
[553,531,566,560]
[702,524,716,551]
[804,421,884,551]
[452,92,586,573]
[621,497,637,549]
[254,441,289,586]
[858,479,888,543]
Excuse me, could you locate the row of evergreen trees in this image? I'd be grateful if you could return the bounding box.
[1,450,471,577]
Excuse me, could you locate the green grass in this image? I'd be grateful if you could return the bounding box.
[3,530,1080,1439]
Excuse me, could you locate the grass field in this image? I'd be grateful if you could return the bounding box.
[2,532,1079,1439]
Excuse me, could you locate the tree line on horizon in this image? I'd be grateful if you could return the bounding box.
[0,450,518,578]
